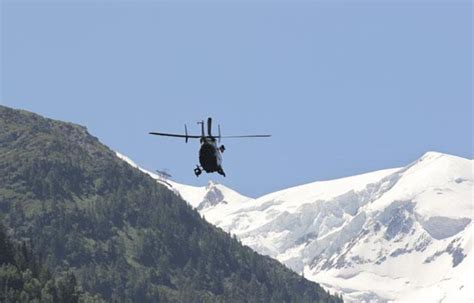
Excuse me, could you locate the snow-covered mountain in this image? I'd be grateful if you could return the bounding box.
[115,152,251,210]
[117,151,473,302]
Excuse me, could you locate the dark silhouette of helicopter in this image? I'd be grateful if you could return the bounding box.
[149,117,270,177]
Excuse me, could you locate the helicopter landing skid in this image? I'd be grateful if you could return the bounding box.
[217,167,226,177]
[194,165,202,177]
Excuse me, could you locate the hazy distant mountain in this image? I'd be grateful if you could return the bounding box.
[131,150,473,302]
[0,105,341,303]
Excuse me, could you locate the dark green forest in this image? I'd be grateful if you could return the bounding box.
[0,223,88,302]
[0,105,342,302]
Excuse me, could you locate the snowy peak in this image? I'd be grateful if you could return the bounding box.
[179,152,472,302]
[418,150,466,162]
[197,185,225,210]
[116,151,473,302]
[367,151,472,219]
[115,152,250,209]
[193,181,228,210]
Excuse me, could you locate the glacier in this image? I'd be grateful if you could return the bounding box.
[117,151,473,303]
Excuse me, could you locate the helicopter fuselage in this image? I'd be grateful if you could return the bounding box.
[199,137,225,176]
[149,117,269,177]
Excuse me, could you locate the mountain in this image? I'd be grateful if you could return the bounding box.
[140,151,472,302]
[116,153,251,211]
[0,222,83,302]
[0,105,342,303]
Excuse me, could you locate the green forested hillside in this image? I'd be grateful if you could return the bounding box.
[0,223,89,302]
[0,105,342,302]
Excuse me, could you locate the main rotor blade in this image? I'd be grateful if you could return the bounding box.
[218,135,271,138]
[149,132,201,139]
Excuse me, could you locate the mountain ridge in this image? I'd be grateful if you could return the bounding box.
[0,105,341,303]
[124,148,472,302]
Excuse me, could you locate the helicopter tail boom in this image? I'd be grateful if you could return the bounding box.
[207,117,213,137]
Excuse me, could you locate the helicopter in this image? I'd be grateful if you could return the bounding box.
[149,117,270,177]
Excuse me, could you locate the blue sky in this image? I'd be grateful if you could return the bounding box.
[1,1,472,197]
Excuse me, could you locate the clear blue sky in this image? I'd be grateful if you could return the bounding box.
[1,1,472,197]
